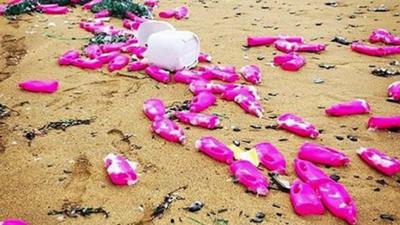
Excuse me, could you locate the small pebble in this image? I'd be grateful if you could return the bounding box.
[186,201,204,212]
[335,135,344,140]
[347,135,358,142]
[330,174,341,182]
[233,140,240,147]
[314,78,325,84]
[376,179,388,186]
[380,214,395,221]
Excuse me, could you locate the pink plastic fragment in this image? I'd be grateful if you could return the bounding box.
[298,142,350,167]
[221,84,258,101]
[190,91,216,112]
[84,44,102,59]
[368,115,400,130]
[325,99,370,116]
[294,159,330,188]
[174,70,200,84]
[189,80,226,95]
[144,0,159,9]
[101,42,125,53]
[316,180,357,225]
[127,60,149,71]
[175,111,220,129]
[174,6,189,20]
[200,66,240,83]
[198,52,212,63]
[159,9,176,18]
[195,136,234,164]
[19,80,58,93]
[145,65,171,84]
[273,53,306,71]
[58,50,80,65]
[72,58,103,69]
[41,6,69,14]
[152,118,186,144]
[277,113,319,138]
[0,219,29,225]
[275,40,326,53]
[234,92,264,118]
[0,5,6,16]
[369,28,400,45]
[388,81,400,101]
[121,44,146,57]
[79,20,104,33]
[247,35,304,47]
[143,98,166,121]
[97,51,119,64]
[357,147,400,176]
[290,179,325,216]
[108,54,130,72]
[104,153,138,186]
[82,0,101,10]
[255,142,287,174]
[94,10,110,18]
[36,4,58,10]
[351,42,400,57]
[240,65,262,85]
[229,160,269,195]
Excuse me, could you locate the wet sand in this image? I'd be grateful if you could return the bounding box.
[0,0,399,224]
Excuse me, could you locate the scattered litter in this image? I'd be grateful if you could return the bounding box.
[151,186,187,219]
[48,204,109,218]
[371,68,400,77]
[268,172,291,193]
[380,214,395,221]
[331,36,352,45]
[184,201,204,212]
[318,63,335,69]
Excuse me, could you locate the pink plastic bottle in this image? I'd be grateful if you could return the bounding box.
[108,54,130,72]
[79,20,104,33]
[127,60,149,71]
[325,99,371,116]
[97,51,120,64]
[229,160,269,195]
[277,113,319,138]
[234,93,264,118]
[240,65,262,85]
[357,147,400,176]
[174,70,200,84]
[104,153,138,186]
[94,9,110,18]
[351,42,400,57]
[294,159,330,188]
[369,28,400,45]
[41,6,69,14]
[190,91,216,112]
[101,42,126,53]
[255,142,287,174]
[58,50,80,65]
[143,98,166,121]
[82,0,101,10]
[199,65,236,73]
[159,9,176,18]
[275,40,326,53]
[195,136,234,164]
[0,219,29,225]
[388,81,400,101]
[36,4,59,10]
[298,142,350,167]
[175,111,220,129]
[247,35,304,47]
[290,179,325,216]
[198,52,212,63]
[19,80,59,93]
[221,84,258,101]
[144,0,159,9]
[152,118,186,144]
[84,44,102,59]
[121,45,146,56]
[189,79,226,95]
[316,180,357,225]
[0,5,6,16]
[72,58,103,69]
[201,67,240,83]
[273,53,306,71]
[145,65,171,84]
[368,115,400,130]
[174,6,189,20]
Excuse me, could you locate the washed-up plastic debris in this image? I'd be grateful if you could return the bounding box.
[275,40,326,53]
[127,60,148,71]
[97,51,119,64]
[234,92,264,118]
[357,147,400,176]
[277,113,319,138]
[198,52,212,63]
[175,111,219,129]
[388,81,400,101]
[90,0,152,19]
[240,65,261,85]
[368,115,400,130]
[0,4,6,16]
[104,153,138,186]
[152,118,185,144]
[19,80,59,93]
[189,91,216,112]
[294,159,330,188]
[84,44,102,59]
[273,53,306,71]
[159,5,189,20]
[221,84,258,101]
[0,219,29,225]
[108,54,129,72]
[316,180,357,225]
[229,160,269,195]
[94,9,109,18]
[290,179,325,216]
[298,142,350,167]
[144,0,158,9]
[59,50,80,65]
[369,28,400,45]
[255,142,286,174]
[229,145,260,166]
[200,65,240,83]
[41,5,69,14]
[325,99,371,116]
[189,79,226,95]
[247,35,304,47]
[143,98,165,121]
[195,136,234,164]
[82,0,101,10]
[145,65,170,83]
[72,58,103,69]
[174,70,200,84]
[351,42,400,57]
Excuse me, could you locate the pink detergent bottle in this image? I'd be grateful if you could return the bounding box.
[0,219,29,225]
[127,60,148,71]
[19,80,58,93]
[316,180,357,225]
[82,0,101,10]
[255,142,287,174]
[298,142,350,167]
[234,92,264,118]
[290,179,325,216]
[174,70,200,84]
[41,6,69,14]
[101,42,126,53]
[104,153,138,186]
[240,65,262,85]
[294,159,330,188]
[369,28,400,45]
[221,84,258,101]
[190,91,217,112]
[143,98,166,121]
[145,65,171,84]
[388,81,400,101]
[247,35,304,47]
[189,79,226,95]
[144,0,159,9]
[108,54,130,72]
[325,99,371,116]
[159,9,176,18]
[275,40,325,53]
[152,118,186,144]
[175,111,220,129]
[195,136,234,164]
[58,50,80,65]
[84,44,102,59]
[368,115,400,130]
[97,51,120,64]
[198,52,212,63]
[357,147,400,176]
[277,113,319,138]
[72,58,103,69]
[273,53,306,71]
[94,9,110,18]
[200,67,240,83]
[229,160,269,196]
[351,42,400,57]
[174,6,189,20]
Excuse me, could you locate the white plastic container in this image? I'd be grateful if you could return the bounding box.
[138,21,175,46]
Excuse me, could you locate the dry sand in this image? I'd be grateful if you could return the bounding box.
[0,0,400,224]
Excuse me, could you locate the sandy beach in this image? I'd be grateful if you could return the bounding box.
[0,0,399,224]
